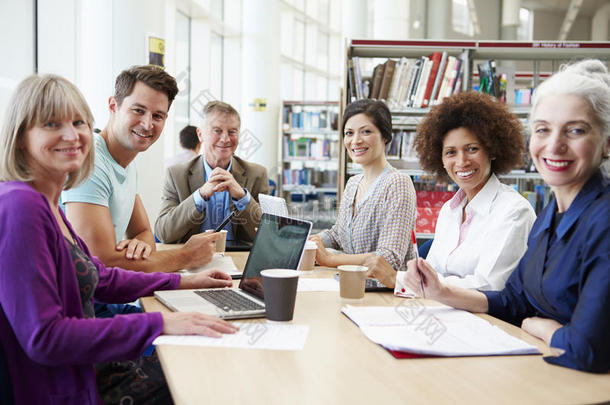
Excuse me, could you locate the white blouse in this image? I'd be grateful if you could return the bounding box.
[426,174,536,291]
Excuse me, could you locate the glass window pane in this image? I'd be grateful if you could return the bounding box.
[210,31,223,100]
[305,25,317,66]
[518,8,532,41]
[452,0,474,36]
[317,31,329,70]
[293,68,304,100]
[294,19,305,63]
[281,63,293,100]
[174,10,191,152]
[210,0,223,20]
[281,11,294,57]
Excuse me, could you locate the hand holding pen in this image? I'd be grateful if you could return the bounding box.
[215,208,239,233]
[411,230,425,298]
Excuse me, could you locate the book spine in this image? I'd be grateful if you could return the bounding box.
[430,52,448,105]
[414,58,432,108]
[407,57,425,107]
[421,52,442,108]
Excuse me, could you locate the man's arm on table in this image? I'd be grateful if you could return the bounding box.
[125,194,156,247]
[65,201,218,273]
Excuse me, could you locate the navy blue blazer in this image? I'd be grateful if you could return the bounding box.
[484,170,609,373]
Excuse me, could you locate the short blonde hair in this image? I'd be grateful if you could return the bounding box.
[0,74,95,189]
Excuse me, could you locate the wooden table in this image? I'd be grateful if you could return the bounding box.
[143,251,610,405]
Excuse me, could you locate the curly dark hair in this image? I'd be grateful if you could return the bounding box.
[415,91,525,180]
[342,99,392,145]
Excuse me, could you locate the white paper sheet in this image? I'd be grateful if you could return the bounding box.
[179,253,241,277]
[342,305,540,357]
[153,322,308,351]
[297,278,340,292]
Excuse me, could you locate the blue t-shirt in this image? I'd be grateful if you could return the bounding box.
[61,133,138,243]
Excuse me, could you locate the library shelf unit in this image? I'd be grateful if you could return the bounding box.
[280,100,340,232]
[340,39,610,237]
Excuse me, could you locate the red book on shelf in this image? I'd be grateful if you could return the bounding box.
[421,51,443,108]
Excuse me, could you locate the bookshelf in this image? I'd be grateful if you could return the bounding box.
[280,101,339,232]
[341,39,610,236]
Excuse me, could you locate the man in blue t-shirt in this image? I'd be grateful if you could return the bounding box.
[62,65,221,273]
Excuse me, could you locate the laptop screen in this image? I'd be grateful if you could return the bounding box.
[238,213,312,300]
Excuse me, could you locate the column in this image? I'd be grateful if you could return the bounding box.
[372,0,409,40]
[501,0,521,40]
[77,0,170,221]
[240,0,281,176]
[342,0,367,40]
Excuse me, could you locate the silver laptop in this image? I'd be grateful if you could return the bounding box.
[155,213,312,319]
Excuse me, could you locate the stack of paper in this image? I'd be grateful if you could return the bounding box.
[342,305,540,357]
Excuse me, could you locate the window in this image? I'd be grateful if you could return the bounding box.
[279,1,342,101]
[452,0,480,36]
[210,31,223,100]
[173,10,191,153]
[517,8,533,41]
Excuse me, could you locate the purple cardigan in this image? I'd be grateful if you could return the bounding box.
[0,182,181,405]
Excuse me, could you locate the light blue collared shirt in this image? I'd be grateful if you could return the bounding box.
[192,157,251,241]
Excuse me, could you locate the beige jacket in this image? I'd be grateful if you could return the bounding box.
[154,154,268,243]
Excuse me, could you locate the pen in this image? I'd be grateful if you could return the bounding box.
[411,230,425,298]
[215,209,238,232]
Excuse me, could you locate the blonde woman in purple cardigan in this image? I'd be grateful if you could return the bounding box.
[0,74,238,405]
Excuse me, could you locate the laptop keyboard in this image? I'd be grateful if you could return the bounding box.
[195,289,264,312]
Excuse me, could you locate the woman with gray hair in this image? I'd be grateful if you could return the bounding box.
[404,59,610,373]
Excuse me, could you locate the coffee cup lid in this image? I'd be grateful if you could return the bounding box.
[305,240,317,250]
[261,269,300,278]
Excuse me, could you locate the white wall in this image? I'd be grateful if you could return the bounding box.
[0,0,35,124]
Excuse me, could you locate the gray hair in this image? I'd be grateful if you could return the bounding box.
[531,59,610,141]
[202,101,240,126]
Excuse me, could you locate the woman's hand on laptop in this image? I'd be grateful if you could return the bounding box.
[162,312,239,338]
[179,270,233,289]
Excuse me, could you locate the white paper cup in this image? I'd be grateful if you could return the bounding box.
[206,229,228,253]
[298,241,318,271]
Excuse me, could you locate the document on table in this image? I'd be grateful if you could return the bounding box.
[297,278,340,292]
[342,305,540,357]
[179,253,241,277]
[154,322,309,351]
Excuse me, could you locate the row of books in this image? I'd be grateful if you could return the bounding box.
[347,51,468,109]
[282,108,339,131]
[386,130,417,160]
[283,168,338,188]
[283,137,339,159]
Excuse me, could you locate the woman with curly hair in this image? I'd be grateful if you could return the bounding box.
[412,91,536,290]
